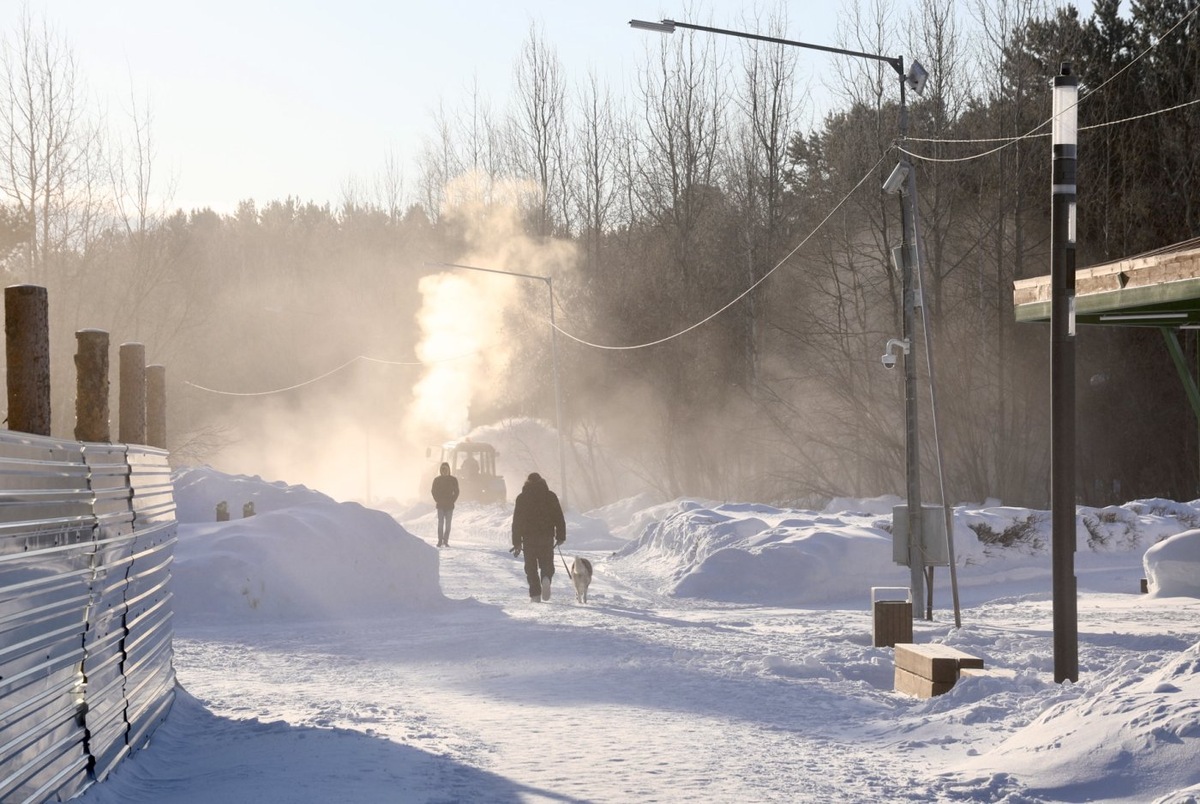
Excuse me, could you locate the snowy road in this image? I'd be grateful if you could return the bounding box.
[74,494,1200,804]
[172,533,927,803]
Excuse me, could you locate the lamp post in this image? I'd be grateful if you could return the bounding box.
[631,16,929,611]
[882,159,926,612]
[427,262,568,509]
[1050,62,1079,683]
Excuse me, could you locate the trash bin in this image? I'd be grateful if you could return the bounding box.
[871,586,913,647]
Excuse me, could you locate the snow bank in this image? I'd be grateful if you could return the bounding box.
[822,494,902,516]
[1144,529,1200,598]
[173,465,336,523]
[950,639,1200,802]
[172,468,444,622]
[612,500,907,604]
[953,498,1200,566]
[608,496,1200,606]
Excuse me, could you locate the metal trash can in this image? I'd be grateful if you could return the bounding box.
[871,586,913,647]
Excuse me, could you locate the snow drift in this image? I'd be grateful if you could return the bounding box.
[1144,528,1200,598]
[172,467,444,622]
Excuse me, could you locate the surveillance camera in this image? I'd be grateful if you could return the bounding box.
[881,353,898,369]
[882,161,911,195]
[906,60,929,95]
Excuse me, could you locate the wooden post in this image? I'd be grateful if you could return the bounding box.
[5,285,51,435]
[146,364,166,449]
[119,342,147,445]
[75,329,111,442]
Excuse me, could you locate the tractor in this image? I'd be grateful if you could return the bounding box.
[431,439,506,504]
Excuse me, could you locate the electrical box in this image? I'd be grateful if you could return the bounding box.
[891,504,950,567]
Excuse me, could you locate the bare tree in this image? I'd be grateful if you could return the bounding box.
[416,100,461,222]
[630,23,728,271]
[0,6,99,282]
[510,23,569,236]
[572,70,620,268]
[375,149,405,221]
[728,4,802,391]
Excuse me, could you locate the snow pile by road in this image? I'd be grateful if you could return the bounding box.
[611,500,905,604]
[173,465,1200,623]
[947,639,1200,801]
[1145,528,1200,597]
[172,467,444,623]
[172,465,337,522]
[608,496,1200,607]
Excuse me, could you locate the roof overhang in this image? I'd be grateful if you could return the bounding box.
[1014,238,1200,327]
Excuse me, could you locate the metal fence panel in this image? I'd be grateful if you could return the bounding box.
[0,432,92,803]
[122,447,176,757]
[78,443,134,782]
[0,434,177,803]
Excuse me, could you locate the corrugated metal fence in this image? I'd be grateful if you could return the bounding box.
[0,429,176,803]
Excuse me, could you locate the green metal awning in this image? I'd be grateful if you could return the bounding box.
[1013,236,1200,421]
[1014,237,1200,327]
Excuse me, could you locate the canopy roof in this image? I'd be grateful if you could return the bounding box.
[1013,237,1200,327]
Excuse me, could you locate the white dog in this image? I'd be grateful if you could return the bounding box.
[570,557,593,603]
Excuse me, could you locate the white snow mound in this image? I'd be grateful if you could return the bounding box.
[1145,528,1200,598]
[172,469,444,622]
[613,500,907,604]
[950,639,1200,802]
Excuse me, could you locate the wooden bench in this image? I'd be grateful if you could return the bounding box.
[958,666,1017,682]
[894,643,985,698]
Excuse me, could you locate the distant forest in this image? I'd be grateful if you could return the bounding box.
[2,0,1199,508]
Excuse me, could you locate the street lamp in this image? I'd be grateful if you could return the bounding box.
[631,16,930,611]
[426,262,568,509]
[628,19,927,132]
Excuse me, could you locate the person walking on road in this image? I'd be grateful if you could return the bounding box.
[431,462,460,547]
[510,472,566,601]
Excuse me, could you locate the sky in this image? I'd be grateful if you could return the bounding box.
[15,0,849,215]
[14,0,1115,215]
[70,425,1200,803]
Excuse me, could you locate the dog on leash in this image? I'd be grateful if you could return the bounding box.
[570,557,593,603]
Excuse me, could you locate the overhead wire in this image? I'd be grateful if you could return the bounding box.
[551,152,892,351]
[900,0,1200,164]
[183,354,422,397]
[185,299,544,397]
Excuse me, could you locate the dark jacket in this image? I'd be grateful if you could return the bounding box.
[431,474,460,509]
[511,474,565,550]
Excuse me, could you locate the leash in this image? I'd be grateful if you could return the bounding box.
[556,544,573,578]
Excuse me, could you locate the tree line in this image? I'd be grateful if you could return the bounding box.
[2,1,1198,509]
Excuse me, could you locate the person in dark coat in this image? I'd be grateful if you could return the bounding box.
[431,462,459,547]
[510,472,566,601]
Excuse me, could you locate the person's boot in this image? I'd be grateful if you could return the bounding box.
[540,575,552,602]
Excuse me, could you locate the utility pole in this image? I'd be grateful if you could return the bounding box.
[1051,62,1079,683]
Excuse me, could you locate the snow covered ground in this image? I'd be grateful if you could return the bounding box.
[72,467,1200,803]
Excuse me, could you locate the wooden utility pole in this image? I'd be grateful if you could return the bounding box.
[5,285,51,435]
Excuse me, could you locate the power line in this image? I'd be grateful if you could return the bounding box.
[185,279,550,397]
[186,354,424,397]
[552,153,891,351]
[901,1,1199,163]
